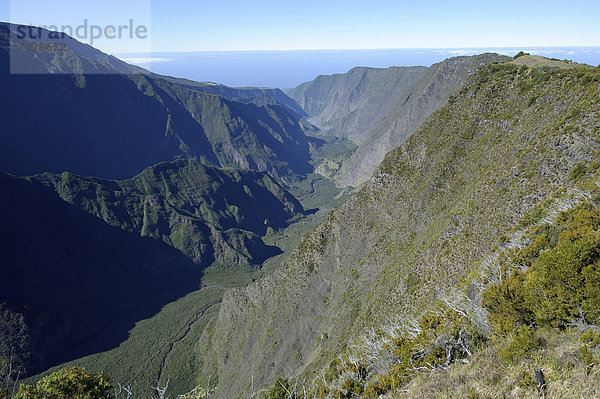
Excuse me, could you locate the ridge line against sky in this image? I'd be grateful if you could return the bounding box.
[115,47,600,89]
[2,0,600,54]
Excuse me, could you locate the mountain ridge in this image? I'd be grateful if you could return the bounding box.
[288,54,509,187]
[286,65,427,144]
[0,22,311,183]
[206,61,600,398]
[31,158,305,266]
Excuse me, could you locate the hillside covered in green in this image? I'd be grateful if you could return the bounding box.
[2,27,600,398]
[205,61,600,398]
[0,158,307,388]
[33,159,304,267]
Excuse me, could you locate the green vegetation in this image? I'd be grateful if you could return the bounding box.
[34,159,304,267]
[209,59,600,398]
[483,204,600,335]
[16,367,112,399]
[508,54,590,70]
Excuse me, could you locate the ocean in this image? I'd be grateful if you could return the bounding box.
[118,47,600,89]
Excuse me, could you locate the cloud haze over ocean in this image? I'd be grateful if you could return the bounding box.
[117,47,600,89]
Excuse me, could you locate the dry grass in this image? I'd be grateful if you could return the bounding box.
[508,54,589,69]
[389,328,600,398]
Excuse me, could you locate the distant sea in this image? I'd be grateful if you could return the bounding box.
[117,47,600,89]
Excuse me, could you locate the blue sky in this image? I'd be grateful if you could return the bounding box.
[2,0,599,53]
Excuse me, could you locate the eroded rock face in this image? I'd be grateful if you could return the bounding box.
[288,54,509,187]
[287,65,428,144]
[208,64,600,398]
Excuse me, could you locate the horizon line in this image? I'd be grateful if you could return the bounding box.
[114,45,600,55]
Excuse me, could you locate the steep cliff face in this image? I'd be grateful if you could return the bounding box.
[209,63,600,398]
[337,53,508,187]
[0,23,311,182]
[288,54,509,187]
[169,79,308,120]
[286,66,427,143]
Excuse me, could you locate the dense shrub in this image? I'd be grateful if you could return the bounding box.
[498,326,544,362]
[15,367,112,399]
[525,229,600,327]
[483,267,534,337]
[484,204,600,363]
[513,51,529,59]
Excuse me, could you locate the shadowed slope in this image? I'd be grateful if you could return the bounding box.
[0,172,203,376]
[0,23,311,181]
